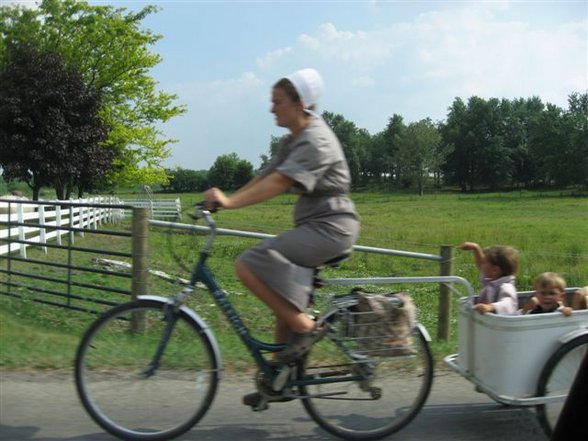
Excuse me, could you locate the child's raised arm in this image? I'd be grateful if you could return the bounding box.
[457,242,486,270]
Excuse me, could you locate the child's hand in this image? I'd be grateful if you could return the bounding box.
[458,242,479,251]
[473,303,495,314]
[560,306,573,317]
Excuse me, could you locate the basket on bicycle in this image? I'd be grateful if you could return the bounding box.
[331,289,417,357]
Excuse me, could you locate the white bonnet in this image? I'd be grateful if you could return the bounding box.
[285,68,324,111]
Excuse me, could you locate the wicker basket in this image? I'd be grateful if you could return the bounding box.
[331,291,417,357]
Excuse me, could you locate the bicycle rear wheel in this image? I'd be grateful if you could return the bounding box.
[299,323,433,440]
[75,298,220,441]
[536,333,588,438]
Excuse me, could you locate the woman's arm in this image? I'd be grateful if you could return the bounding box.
[205,172,293,210]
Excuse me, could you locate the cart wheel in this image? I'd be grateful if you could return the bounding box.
[536,333,588,438]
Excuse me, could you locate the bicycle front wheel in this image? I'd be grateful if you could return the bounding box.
[75,299,220,441]
[300,324,433,440]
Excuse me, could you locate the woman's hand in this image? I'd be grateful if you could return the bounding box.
[203,187,230,210]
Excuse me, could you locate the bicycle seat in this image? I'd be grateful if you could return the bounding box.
[312,254,350,291]
[320,253,350,269]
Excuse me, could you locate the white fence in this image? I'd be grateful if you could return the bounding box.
[0,197,124,258]
[124,198,182,220]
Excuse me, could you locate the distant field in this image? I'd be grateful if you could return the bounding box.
[1,190,586,369]
[172,190,587,288]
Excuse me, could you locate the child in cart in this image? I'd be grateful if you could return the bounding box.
[520,272,573,316]
[458,242,519,315]
[570,286,588,310]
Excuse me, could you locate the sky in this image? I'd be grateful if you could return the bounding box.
[6,0,588,171]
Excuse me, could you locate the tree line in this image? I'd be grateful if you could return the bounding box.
[163,92,587,194]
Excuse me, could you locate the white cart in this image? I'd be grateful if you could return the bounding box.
[444,289,588,437]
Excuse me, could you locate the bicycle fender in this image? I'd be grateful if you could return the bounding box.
[138,295,223,375]
[558,327,588,345]
[416,323,432,342]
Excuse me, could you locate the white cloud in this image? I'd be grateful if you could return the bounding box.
[256,47,292,69]
[298,22,397,64]
[408,8,587,105]
[291,3,585,111]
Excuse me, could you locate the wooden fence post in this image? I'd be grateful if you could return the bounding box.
[437,245,454,341]
[131,207,150,333]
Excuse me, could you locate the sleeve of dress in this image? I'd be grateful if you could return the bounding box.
[492,283,519,315]
[275,137,336,193]
[259,150,281,178]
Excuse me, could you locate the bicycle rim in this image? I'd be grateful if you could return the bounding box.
[75,300,219,441]
[300,327,433,440]
[536,334,588,437]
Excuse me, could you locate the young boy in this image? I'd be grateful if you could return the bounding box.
[521,272,572,316]
[458,242,519,315]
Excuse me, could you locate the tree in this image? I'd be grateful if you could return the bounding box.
[528,103,566,186]
[563,92,588,188]
[500,97,545,188]
[381,114,406,185]
[442,97,513,191]
[352,127,373,188]
[161,167,208,193]
[259,135,284,170]
[396,119,442,195]
[440,98,469,191]
[362,131,387,186]
[0,45,111,200]
[207,153,254,191]
[233,160,254,189]
[527,94,588,188]
[322,111,362,189]
[0,0,185,188]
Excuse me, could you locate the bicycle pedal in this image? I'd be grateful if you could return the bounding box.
[243,392,269,412]
[349,351,368,362]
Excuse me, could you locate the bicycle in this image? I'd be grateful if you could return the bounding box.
[74,205,434,441]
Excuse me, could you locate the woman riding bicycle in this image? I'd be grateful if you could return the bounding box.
[204,68,360,367]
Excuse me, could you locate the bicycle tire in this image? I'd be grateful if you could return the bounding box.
[299,319,434,440]
[75,298,220,441]
[536,333,588,438]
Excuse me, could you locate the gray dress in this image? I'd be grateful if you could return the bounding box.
[237,117,360,311]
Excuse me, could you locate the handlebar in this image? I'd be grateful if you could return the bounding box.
[189,203,218,254]
[189,202,218,221]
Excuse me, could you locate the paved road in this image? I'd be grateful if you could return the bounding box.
[0,368,548,441]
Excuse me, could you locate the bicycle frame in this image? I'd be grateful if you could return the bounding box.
[152,207,365,389]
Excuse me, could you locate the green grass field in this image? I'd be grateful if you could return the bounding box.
[1,190,586,370]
